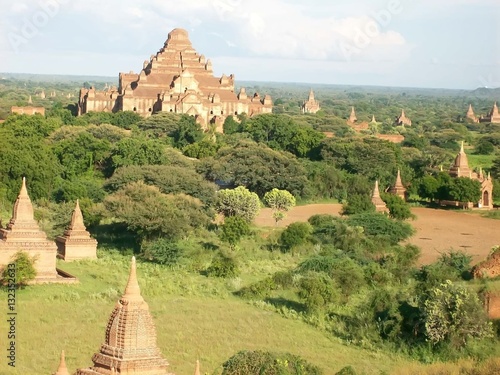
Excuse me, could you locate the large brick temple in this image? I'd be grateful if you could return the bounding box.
[78,28,273,131]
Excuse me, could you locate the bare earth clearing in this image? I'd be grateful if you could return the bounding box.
[255,204,499,265]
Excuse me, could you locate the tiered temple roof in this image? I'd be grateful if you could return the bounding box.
[389,169,406,200]
[301,89,320,114]
[371,180,388,213]
[480,102,500,123]
[56,200,98,261]
[449,141,471,178]
[76,257,172,374]
[466,104,479,123]
[0,178,58,280]
[395,109,412,126]
[79,28,272,131]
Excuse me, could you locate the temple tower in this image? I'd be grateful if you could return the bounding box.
[395,109,412,126]
[449,141,471,178]
[53,351,70,375]
[348,107,357,123]
[56,200,98,261]
[466,104,478,123]
[76,257,172,375]
[389,169,406,200]
[371,180,388,213]
[0,178,58,280]
[301,89,320,114]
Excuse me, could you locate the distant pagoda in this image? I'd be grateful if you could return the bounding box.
[389,169,406,200]
[371,180,388,213]
[301,89,320,114]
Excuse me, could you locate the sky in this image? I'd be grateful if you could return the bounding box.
[0,0,499,90]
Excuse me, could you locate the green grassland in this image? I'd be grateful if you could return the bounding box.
[0,250,411,375]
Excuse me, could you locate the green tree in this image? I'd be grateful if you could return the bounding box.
[172,115,204,148]
[104,182,210,241]
[346,212,415,245]
[279,222,312,253]
[215,186,261,222]
[341,194,375,216]
[141,238,183,266]
[263,188,296,224]
[109,138,167,172]
[423,280,492,348]
[182,139,218,159]
[1,251,37,287]
[222,350,323,375]
[381,193,414,220]
[418,175,440,201]
[449,177,481,208]
[219,216,250,249]
[198,141,309,197]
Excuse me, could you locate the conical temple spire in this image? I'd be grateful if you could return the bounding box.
[395,169,403,187]
[69,199,86,231]
[460,140,465,153]
[122,256,144,302]
[349,106,357,122]
[372,180,381,198]
[8,177,36,225]
[194,360,201,375]
[54,350,70,375]
[28,95,33,104]
[308,88,314,100]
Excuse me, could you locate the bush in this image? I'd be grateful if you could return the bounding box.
[221,350,323,375]
[298,271,342,312]
[279,222,312,252]
[219,216,250,249]
[206,252,240,278]
[1,251,37,287]
[335,366,357,375]
[141,238,183,266]
[346,212,415,244]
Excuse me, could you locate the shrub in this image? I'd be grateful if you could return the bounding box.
[219,216,250,249]
[298,271,342,312]
[438,250,473,280]
[221,350,323,375]
[336,366,357,375]
[206,252,240,278]
[346,212,415,244]
[141,238,183,266]
[1,251,37,287]
[279,222,312,252]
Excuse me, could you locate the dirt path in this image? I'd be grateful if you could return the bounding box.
[254,204,499,265]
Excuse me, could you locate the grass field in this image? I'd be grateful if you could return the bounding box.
[0,250,412,375]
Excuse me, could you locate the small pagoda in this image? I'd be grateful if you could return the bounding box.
[76,257,173,374]
[371,180,388,213]
[395,109,412,126]
[301,89,320,114]
[0,178,59,281]
[348,106,357,123]
[56,200,98,261]
[389,170,406,200]
[466,104,479,123]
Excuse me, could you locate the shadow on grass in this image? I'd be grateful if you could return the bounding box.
[264,297,307,314]
[90,222,140,254]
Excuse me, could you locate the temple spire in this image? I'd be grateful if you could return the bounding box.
[54,350,70,375]
[373,180,381,198]
[123,256,143,302]
[396,170,403,187]
[460,140,465,153]
[349,106,357,123]
[194,360,201,375]
[371,180,388,212]
[69,199,86,231]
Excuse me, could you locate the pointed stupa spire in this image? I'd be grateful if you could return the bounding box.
[122,256,144,302]
[373,180,381,198]
[371,180,388,212]
[68,199,86,231]
[460,140,465,153]
[194,360,201,375]
[440,165,443,172]
[371,115,376,123]
[28,95,32,104]
[308,88,315,100]
[389,169,406,200]
[349,106,357,123]
[54,350,70,375]
[450,141,470,177]
[395,169,403,187]
[9,177,36,225]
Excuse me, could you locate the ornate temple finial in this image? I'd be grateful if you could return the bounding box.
[123,256,143,302]
[28,95,33,104]
[54,350,70,375]
[488,172,491,180]
[440,165,443,172]
[460,141,465,153]
[194,359,201,375]
[371,115,376,123]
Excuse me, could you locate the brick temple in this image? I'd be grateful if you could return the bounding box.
[78,28,273,131]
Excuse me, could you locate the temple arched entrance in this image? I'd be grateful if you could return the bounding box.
[483,190,490,207]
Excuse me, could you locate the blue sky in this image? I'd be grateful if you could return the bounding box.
[0,0,499,89]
